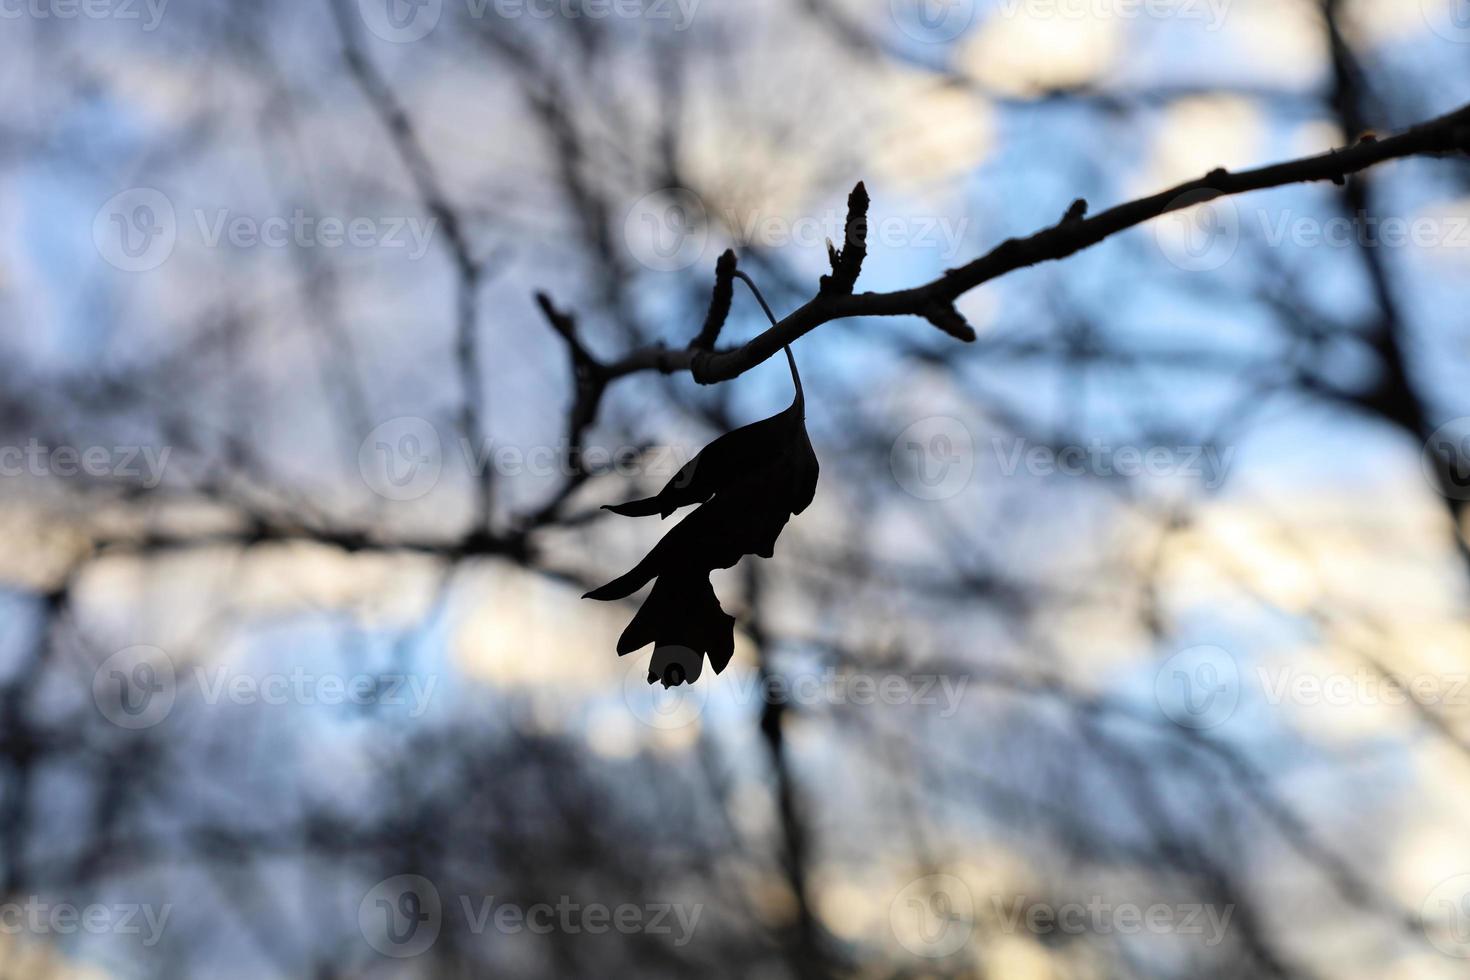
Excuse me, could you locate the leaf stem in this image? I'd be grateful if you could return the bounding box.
[734,270,803,406]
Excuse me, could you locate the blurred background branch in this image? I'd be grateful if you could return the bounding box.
[3,1,1470,979]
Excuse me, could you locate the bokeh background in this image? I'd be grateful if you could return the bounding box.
[4,0,1470,976]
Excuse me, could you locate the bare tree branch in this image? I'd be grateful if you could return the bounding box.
[566,100,1470,389]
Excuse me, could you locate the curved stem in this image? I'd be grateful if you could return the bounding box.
[734,270,803,406]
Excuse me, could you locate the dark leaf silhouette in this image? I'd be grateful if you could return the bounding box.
[619,575,734,687]
[604,347,815,520]
[583,477,796,601]
[602,414,794,519]
[586,345,818,685]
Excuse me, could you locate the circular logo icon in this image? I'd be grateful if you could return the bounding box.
[357,0,442,42]
[890,0,976,43]
[622,652,709,730]
[1423,418,1470,502]
[93,188,177,273]
[93,645,177,729]
[890,416,974,501]
[1423,0,1470,43]
[359,874,442,958]
[1422,873,1470,957]
[1154,191,1240,272]
[623,188,708,272]
[358,417,443,502]
[1154,644,1240,730]
[889,873,974,958]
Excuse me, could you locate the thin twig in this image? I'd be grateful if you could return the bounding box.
[569,100,1470,388]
